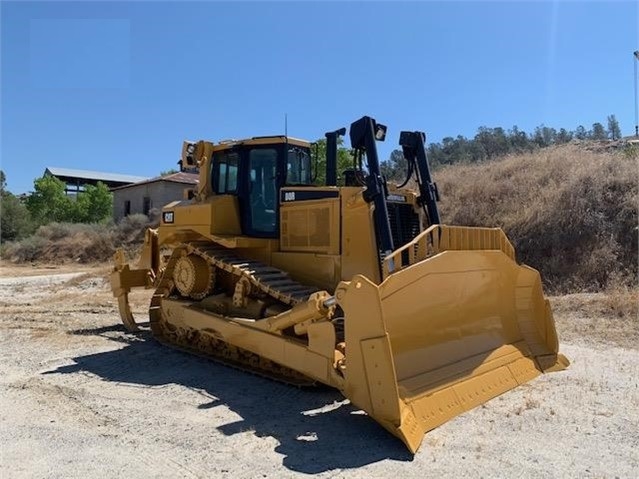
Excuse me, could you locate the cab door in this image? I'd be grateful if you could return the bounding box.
[244,147,280,237]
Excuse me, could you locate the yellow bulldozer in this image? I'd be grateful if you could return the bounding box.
[110,115,569,453]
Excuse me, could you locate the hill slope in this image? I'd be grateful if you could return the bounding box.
[432,143,638,292]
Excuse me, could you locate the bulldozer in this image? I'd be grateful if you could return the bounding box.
[110,115,569,454]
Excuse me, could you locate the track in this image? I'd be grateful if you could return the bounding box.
[148,243,322,387]
[187,241,319,306]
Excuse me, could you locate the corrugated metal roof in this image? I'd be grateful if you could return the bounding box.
[46,167,150,184]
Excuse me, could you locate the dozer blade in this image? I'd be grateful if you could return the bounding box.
[336,249,569,454]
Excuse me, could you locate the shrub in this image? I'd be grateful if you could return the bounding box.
[3,235,48,262]
[1,193,35,242]
[1,215,155,264]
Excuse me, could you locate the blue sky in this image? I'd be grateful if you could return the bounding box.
[2,1,638,194]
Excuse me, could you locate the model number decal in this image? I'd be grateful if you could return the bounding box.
[163,211,174,223]
[280,190,340,203]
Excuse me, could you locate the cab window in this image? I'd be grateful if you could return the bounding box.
[286,146,312,185]
[212,151,239,194]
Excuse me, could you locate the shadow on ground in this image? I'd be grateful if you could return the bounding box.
[47,325,413,473]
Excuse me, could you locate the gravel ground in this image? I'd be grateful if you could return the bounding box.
[0,265,637,478]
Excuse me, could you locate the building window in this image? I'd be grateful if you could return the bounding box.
[124,200,131,217]
[143,197,151,216]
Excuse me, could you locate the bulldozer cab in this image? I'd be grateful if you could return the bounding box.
[208,139,313,238]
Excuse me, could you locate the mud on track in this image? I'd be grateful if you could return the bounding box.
[1,265,637,478]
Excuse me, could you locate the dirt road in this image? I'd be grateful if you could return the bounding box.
[1,265,637,478]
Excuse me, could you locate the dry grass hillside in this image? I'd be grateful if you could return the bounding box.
[433,143,638,293]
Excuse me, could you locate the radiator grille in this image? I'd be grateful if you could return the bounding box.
[385,203,421,264]
[388,203,421,248]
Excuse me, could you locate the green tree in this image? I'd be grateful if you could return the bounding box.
[1,170,35,241]
[532,125,557,147]
[26,175,114,225]
[26,175,74,225]
[469,140,488,162]
[591,122,607,140]
[160,168,179,176]
[556,128,573,144]
[542,126,557,146]
[474,127,509,159]
[73,182,113,223]
[508,126,531,152]
[443,136,476,163]
[310,137,353,186]
[381,150,408,181]
[1,195,34,241]
[427,143,445,167]
[607,114,621,140]
[574,125,588,140]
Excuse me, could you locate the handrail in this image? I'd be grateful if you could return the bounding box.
[382,225,515,279]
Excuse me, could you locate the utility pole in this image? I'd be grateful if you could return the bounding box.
[634,50,639,137]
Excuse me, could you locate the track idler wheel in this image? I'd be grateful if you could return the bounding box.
[172,253,214,300]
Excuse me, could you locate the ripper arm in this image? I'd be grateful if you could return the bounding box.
[110,228,160,331]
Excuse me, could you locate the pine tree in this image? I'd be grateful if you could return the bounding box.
[607,115,621,140]
[590,123,607,140]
